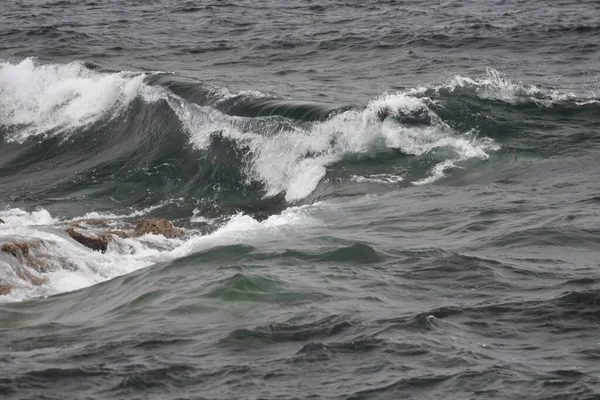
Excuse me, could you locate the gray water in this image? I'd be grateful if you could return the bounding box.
[1,1,600,399]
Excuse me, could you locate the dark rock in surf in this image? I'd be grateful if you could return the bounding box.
[134,219,184,238]
[66,221,86,230]
[62,218,182,250]
[1,242,48,285]
[65,221,129,240]
[0,284,11,295]
[28,256,54,273]
[0,218,4,224]
[17,267,47,286]
[73,218,110,228]
[107,230,130,239]
[1,242,31,258]
[2,241,63,273]
[65,228,110,253]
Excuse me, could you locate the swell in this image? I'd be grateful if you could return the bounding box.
[9,237,598,327]
[2,251,599,398]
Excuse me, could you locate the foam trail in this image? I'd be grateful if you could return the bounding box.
[352,174,404,184]
[78,198,184,221]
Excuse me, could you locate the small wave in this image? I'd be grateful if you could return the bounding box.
[77,198,184,221]
[221,314,352,346]
[317,243,385,264]
[436,67,592,107]
[378,289,600,339]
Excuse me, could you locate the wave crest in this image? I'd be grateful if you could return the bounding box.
[170,90,497,201]
[0,58,147,142]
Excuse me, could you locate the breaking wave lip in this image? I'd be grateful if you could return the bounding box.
[168,90,499,201]
[427,67,598,107]
[157,68,594,199]
[0,57,160,143]
[0,203,323,303]
[4,59,592,204]
[0,58,500,202]
[4,59,595,203]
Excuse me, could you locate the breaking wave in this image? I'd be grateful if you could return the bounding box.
[1,58,597,302]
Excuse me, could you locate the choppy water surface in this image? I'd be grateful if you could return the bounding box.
[1,1,600,399]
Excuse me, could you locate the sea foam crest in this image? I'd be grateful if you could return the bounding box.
[445,67,578,106]
[0,58,147,142]
[169,91,498,201]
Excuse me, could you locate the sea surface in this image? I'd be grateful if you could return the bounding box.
[1,1,600,399]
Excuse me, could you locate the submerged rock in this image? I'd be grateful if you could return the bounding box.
[2,242,59,273]
[72,218,110,228]
[1,242,48,286]
[1,242,30,258]
[28,257,55,274]
[66,221,86,230]
[65,228,110,253]
[61,218,182,252]
[107,230,130,239]
[134,219,184,238]
[0,284,11,295]
[18,267,47,286]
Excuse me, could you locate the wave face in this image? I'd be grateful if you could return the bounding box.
[2,58,597,215]
[0,58,501,211]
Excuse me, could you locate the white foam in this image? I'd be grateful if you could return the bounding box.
[77,198,183,221]
[0,208,57,226]
[0,61,497,200]
[190,208,216,224]
[412,159,458,186]
[0,58,151,142]
[0,204,322,303]
[445,67,577,106]
[352,174,404,184]
[168,91,497,200]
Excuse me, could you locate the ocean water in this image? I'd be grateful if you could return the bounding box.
[1,1,600,399]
